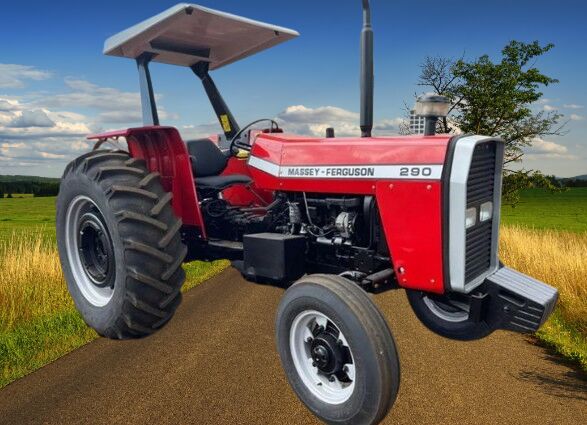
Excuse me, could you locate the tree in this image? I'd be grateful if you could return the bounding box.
[414,41,566,204]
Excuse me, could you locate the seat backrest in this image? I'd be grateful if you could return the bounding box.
[186,139,229,177]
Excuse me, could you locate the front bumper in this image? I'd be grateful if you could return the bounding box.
[480,267,558,333]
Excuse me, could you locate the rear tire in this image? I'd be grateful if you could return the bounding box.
[406,290,495,341]
[276,274,400,425]
[56,150,187,339]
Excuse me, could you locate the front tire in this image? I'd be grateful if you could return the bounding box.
[406,290,495,341]
[276,274,400,425]
[56,150,187,339]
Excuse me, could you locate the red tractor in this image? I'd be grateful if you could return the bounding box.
[56,2,558,424]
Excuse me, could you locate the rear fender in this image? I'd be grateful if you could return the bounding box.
[88,126,206,237]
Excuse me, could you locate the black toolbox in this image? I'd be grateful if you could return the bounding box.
[243,233,306,283]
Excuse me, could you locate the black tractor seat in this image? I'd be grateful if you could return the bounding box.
[186,138,251,190]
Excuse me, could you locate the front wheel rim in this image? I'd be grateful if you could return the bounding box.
[422,294,469,323]
[289,310,356,405]
[65,195,116,307]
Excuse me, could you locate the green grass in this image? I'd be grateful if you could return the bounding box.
[0,196,56,242]
[536,310,587,371]
[501,188,587,232]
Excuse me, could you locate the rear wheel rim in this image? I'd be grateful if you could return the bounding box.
[65,195,116,307]
[289,310,355,405]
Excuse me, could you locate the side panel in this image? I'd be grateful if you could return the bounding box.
[90,127,206,237]
[376,181,444,293]
[221,156,273,207]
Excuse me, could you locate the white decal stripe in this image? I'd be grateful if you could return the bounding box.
[248,156,443,180]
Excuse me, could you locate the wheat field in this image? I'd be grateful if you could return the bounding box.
[499,226,587,334]
[0,231,72,332]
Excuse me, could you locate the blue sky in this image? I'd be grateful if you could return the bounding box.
[0,0,586,177]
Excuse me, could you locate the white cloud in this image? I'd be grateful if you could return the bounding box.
[525,137,579,160]
[570,114,584,121]
[179,122,222,140]
[41,78,177,125]
[275,105,403,137]
[543,104,556,112]
[0,64,51,89]
[0,99,22,112]
[563,104,584,109]
[8,110,55,128]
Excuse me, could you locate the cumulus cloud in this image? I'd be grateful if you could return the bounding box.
[563,104,584,109]
[0,99,21,112]
[8,110,55,128]
[0,95,93,173]
[570,114,585,121]
[0,64,51,89]
[525,137,579,160]
[41,78,177,124]
[543,104,556,112]
[275,105,403,137]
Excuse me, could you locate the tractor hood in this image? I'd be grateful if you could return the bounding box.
[248,133,452,190]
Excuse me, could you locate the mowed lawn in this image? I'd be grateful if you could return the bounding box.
[501,187,587,232]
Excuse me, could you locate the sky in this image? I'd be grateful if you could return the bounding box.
[0,0,586,177]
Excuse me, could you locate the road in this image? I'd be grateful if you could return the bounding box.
[0,269,585,424]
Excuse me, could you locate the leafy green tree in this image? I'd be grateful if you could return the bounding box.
[414,41,567,204]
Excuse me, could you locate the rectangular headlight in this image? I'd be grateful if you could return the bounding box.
[479,201,493,222]
[465,207,477,229]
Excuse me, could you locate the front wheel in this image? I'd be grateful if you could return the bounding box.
[276,274,400,425]
[406,290,496,341]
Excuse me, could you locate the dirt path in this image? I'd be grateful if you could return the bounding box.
[0,269,585,424]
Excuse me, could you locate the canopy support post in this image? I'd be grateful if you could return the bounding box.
[191,62,240,140]
[136,53,160,126]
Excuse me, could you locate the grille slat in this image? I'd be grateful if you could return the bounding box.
[465,142,497,283]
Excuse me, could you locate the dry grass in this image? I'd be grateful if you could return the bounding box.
[0,231,72,332]
[500,226,587,333]
[500,226,587,370]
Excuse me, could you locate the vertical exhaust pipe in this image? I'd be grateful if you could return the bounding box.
[360,0,374,138]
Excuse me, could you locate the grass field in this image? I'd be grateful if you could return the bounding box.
[501,187,587,232]
[0,189,585,387]
[0,196,56,242]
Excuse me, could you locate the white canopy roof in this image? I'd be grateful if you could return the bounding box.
[104,3,299,69]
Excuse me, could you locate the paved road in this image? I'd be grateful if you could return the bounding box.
[1,269,585,424]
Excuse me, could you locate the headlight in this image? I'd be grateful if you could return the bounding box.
[465,207,477,229]
[479,201,493,222]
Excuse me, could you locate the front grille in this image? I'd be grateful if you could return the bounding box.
[465,142,496,283]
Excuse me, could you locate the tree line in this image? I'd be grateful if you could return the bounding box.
[0,181,60,198]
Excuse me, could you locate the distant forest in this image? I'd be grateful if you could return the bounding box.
[0,175,60,198]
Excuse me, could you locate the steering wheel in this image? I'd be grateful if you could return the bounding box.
[229,119,279,155]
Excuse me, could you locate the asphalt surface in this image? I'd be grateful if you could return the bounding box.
[1,269,585,425]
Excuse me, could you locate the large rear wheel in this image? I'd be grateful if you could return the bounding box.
[56,150,187,339]
[276,274,400,425]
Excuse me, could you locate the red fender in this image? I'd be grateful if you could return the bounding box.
[88,126,206,238]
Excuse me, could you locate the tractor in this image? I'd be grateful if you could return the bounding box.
[56,2,558,424]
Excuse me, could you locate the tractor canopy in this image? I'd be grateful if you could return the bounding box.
[104,3,299,69]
